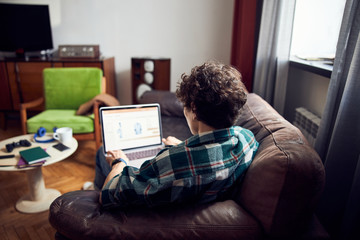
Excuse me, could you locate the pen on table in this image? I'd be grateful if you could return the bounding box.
[0,155,15,159]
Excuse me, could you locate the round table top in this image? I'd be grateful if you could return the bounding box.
[0,134,78,171]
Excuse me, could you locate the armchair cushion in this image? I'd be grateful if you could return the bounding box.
[44,68,103,110]
[27,110,94,134]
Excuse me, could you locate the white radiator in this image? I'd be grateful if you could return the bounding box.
[293,107,321,147]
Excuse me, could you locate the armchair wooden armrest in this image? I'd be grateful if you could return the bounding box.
[101,77,106,94]
[93,100,102,149]
[20,98,44,134]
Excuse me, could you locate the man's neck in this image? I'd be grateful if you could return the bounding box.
[197,122,216,134]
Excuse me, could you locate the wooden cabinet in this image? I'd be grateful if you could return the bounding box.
[0,57,116,111]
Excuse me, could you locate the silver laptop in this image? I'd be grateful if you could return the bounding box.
[99,104,164,168]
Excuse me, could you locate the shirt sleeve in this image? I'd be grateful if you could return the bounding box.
[101,159,161,208]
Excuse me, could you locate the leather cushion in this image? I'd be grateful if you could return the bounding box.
[49,190,262,240]
[161,116,192,141]
[138,90,184,118]
[234,94,325,237]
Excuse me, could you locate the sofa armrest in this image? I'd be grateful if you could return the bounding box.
[234,93,326,238]
[138,90,184,118]
[49,190,263,240]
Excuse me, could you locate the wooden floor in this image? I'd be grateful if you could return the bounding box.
[0,117,97,240]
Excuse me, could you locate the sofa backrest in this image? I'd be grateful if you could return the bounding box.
[234,93,325,238]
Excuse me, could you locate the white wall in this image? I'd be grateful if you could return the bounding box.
[284,66,330,123]
[1,0,234,104]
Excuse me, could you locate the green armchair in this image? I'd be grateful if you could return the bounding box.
[20,68,105,148]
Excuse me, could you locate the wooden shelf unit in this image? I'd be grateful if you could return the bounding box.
[131,57,170,104]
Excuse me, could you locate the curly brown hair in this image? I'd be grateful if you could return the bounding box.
[176,61,247,129]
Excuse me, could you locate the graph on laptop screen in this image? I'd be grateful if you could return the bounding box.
[101,106,162,152]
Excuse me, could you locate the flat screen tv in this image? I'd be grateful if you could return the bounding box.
[0,3,53,57]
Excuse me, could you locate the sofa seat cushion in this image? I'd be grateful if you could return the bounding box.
[49,190,263,240]
[27,109,95,134]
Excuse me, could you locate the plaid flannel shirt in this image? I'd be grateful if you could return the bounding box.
[101,126,258,208]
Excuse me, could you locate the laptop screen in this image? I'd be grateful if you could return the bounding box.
[100,104,163,153]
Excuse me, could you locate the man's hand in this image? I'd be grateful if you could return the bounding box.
[105,150,129,166]
[162,136,182,146]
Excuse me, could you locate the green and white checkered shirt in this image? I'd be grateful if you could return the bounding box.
[101,126,258,208]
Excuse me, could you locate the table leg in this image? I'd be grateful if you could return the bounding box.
[15,167,61,213]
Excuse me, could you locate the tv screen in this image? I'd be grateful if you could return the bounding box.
[0,3,53,54]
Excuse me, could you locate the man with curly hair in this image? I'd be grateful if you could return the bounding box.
[96,61,259,208]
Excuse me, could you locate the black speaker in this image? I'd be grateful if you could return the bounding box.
[131,57,171,103]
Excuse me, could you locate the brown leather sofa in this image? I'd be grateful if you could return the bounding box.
[49,90,329,240]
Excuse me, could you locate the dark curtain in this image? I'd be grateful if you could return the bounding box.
[230,0,261,92]
[251,0,295,115]
[314,0,360,239]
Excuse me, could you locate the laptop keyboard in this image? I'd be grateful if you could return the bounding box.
[126,148,162,160]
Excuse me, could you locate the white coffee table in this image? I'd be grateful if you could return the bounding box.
[0,134,78,213]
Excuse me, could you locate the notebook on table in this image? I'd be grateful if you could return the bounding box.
[99,104,164,168]
[19,146,50,164]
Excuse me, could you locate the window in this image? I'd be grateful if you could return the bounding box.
[291,0,346,60]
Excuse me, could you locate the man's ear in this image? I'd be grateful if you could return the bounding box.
[192,114,197,121]
[190,103,197,120]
